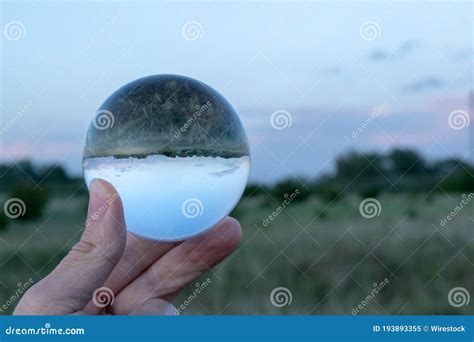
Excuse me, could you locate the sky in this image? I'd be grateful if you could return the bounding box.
[1,1,472,183]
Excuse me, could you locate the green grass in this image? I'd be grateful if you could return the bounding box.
[0,193,472,315]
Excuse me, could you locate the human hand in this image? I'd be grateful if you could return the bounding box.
[14,179,242,315]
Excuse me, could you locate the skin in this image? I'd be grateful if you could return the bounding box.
[14,179,242,315]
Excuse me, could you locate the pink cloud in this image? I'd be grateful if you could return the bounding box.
[0,139,83,162]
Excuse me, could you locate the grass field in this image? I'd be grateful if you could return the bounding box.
[0,191,472,315]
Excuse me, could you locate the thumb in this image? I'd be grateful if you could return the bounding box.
[16,179,127,314]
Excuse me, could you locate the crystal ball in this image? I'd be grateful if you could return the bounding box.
[83,75,250,241]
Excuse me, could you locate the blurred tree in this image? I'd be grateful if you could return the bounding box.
[358,186,382,199]
[8,183,49,221]
[0,161,40,192]
[439,166,474,192]
[243,184,269,198]
[387,148,427,175]
[0,211,8,231]
[272,179,309,202]
[39,165,71,183]
[430,159,471,175]
[316,183,343,203]
[334,151,384,180]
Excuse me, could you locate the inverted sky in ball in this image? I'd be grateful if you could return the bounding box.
[83,75,250,241]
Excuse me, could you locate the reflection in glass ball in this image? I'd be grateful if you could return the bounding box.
[83,75,250,241]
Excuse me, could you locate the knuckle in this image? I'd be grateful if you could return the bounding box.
[187,251,211,271]
[71,239,99,255]
[66,239,105,265]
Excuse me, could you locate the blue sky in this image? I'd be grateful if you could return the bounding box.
[1,1,472,182]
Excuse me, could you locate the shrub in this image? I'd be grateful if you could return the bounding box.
[243,184,269,198]
[272,179,310,202]
[314,207,329,220]
[359,186,381,199]
[439,167,474,192]
[230,203,245,220]
[406,207,418,218]
[0,212,8,231]
[7,183,49,221]
[317,185,343,203]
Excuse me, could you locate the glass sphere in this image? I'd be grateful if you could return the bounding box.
[83,75,250,241]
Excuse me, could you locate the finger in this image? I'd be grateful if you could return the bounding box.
[15,179,127,315]
[131,298,178,316]
[110,217,242,315]
[83,233,178,314]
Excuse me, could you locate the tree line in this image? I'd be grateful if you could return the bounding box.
[0,148,472,229]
